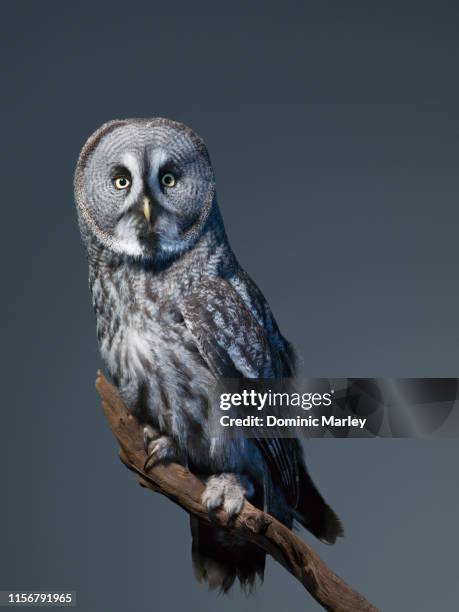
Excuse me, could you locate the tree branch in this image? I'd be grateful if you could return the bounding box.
[96,371,378,612]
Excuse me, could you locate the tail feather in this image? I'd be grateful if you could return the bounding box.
[295,463,344,544]
[190,516,265,593]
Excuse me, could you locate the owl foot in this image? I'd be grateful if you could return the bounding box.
[143,425,181,471]
[201,473,250,523]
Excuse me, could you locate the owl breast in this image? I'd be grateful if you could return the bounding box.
[91,264,216,460]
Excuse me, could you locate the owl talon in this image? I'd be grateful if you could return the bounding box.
[144,451,156,472]
[143,439,163,471]
[143,425,159,454]
[142,426,181,471]
[201,473,248,523]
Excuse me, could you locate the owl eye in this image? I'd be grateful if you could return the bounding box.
[161,172,176,188]
[113,176,131,190]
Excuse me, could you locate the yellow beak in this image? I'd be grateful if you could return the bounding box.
[142,196,151,222]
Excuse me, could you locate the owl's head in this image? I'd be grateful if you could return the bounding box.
[74,118,216,262]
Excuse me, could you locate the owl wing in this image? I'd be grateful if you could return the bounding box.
[179,277,299,507]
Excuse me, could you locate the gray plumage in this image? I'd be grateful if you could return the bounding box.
[74,118,342,592]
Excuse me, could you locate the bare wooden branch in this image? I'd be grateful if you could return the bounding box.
[96,371,378,612]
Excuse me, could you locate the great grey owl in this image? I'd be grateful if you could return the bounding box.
[74,118,342,592]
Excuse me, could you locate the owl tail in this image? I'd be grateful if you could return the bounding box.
[189,516,265,593]
[294,462,344,545]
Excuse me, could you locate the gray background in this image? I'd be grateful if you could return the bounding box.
[1,2,458,610]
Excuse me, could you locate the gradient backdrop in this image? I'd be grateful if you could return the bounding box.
[1,2,458,611]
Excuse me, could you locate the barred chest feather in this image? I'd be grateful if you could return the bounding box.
[87,246,256,475]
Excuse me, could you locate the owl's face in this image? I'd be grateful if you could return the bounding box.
[75,119,215,261]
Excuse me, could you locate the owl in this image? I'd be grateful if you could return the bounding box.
[74,118,342,592]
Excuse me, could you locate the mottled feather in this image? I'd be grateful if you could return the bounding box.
[74,117,343,592]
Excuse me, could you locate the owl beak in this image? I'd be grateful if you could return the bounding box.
[142,196,152,222]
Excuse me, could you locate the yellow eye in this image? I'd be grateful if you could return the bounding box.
[113,176,131,190]
[161,172,176,188]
